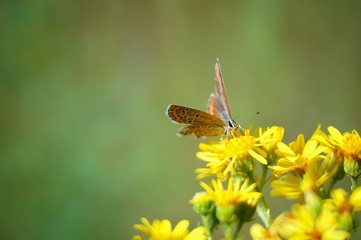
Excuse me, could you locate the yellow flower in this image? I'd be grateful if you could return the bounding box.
[325,187,361,231]
[191,177,262,223]
[271,157,338,201]
[300,161,338,204]
[270,134,327,177]
[250,223,279,240]
[279,203,350,240]
[314,126,361,157]
[192,177,262,206]
[313,126,361,177]
[133,218,206,240]
[270,174,302,199]
[250,212,290,240]
[250,223,276,240]
[256,126,285,164]
[195,129,270,179]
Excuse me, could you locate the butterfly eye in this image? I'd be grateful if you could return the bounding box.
[228,120,237,128]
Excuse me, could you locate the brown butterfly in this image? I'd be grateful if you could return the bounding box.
[166,59,240,138]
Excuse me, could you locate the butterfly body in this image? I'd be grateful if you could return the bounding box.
[166,59,239,138]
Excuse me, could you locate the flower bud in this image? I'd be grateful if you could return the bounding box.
[192,192,214,215]
[216,204,236,224]
[344,156,361,178]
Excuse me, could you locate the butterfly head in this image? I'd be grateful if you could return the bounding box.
[224,119,246,139]
[228,119,237,128]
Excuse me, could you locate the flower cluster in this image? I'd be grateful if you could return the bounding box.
[133,218,206,240]
[133,126,361,239]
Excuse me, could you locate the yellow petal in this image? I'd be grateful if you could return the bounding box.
[250,223,266,239]
[328,126,344,144]
[277,142,296,157]
[350,187,361,211]
[248,149,267,165]
[173,219,189,235]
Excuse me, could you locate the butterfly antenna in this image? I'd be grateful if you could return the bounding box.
[233,111,261,120]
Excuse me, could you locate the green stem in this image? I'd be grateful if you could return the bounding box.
[249,173,272,227]
[201,215,213,240]
[232,220,244,240]
[323,176,338,198]
[351,176,358,192]
[256,193,272,228]
[224,223,233,240]
[259,165,268,190]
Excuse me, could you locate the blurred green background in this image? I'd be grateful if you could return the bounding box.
[1,1,361,239]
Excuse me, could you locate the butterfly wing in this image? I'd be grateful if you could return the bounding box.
[167,104,226,126]
[213,59,233,122]
[178,124,225,138]
[208,93,227,119]
[166,60,238,138]
[167,104,227,138]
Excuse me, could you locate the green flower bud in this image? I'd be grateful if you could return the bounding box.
[216,204,236,224]
[236,199,258,222]
[344,157,361,178]
[192,192,214,215]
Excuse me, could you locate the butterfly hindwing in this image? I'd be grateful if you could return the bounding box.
[178,125,225,138]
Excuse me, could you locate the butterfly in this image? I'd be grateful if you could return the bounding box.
[166,59,240,138]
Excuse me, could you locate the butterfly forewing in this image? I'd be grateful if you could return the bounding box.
[214,59,233,122]
[167,104,226,126]
[208,93,227,119]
